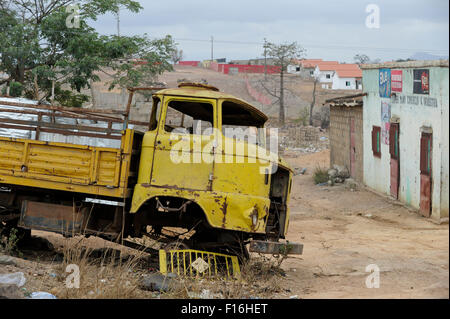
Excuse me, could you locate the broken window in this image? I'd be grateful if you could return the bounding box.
[163,99,213,135]
[148,97,161,131]
[372,126,381,158]
[221,100,266,147]
[326,74,331,79]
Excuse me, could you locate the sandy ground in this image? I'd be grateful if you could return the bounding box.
[279,150,449,299]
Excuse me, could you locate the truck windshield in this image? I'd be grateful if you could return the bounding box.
[164,99,213,136]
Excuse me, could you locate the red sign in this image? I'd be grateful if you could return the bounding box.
[391,70,402,93]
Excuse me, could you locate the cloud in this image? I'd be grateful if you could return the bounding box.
[89,0,449,62]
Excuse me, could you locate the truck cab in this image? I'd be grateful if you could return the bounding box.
[128,83,293,252]
[0,83,297,258]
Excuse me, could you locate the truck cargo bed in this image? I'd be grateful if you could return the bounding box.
[0,98,144,199]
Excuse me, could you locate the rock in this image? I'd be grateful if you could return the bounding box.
[365,214,373,218]
[344,178,358,190]
[140,273,180,292]
[289,295,299,299]
[0,272,26,287]
[333,165,350,179]
[327,168,338,178]
[327,180,333,186]
[334,177,344,183]
[0,255,15,266]
[294,167,307,176]
[0,284,24,299]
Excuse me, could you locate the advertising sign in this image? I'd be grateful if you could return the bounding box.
[381,101,391,145]
[413,69,429,94]
[379,68,391,98]
[391,70,402,93]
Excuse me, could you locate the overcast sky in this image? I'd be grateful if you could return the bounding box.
[90,0,449,63]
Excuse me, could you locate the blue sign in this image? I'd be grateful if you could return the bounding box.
[379,68,391,98]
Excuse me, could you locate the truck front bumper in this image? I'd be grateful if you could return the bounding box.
[249,240,303,255]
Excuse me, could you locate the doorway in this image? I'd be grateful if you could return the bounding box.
[389,123,400,199]
[419,132,432,217]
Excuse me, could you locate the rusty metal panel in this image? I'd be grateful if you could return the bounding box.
[389,123,399,199]
[420,174,432,217]
[390,159,399,199]
[249,240,303,255]
[419,132,432,217]
[18,201,85,235]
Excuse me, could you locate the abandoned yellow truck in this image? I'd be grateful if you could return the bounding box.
[0,83,302,259]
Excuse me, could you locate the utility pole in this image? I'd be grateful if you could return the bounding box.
[263,38,268,81]
[211,36,214,62]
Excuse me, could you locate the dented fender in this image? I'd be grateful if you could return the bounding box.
[130,184,270,233]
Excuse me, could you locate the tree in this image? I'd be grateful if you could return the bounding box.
[354,54,371,65]
[262,41,305,125]
[171,47,183,65]
[309,75,319,126]
[0,0,175,106]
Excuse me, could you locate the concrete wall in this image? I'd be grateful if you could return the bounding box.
[362,60,449,222]
[332,75,358,90]
[329,106,364,182]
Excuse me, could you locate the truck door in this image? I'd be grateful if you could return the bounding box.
[150,97,216,191]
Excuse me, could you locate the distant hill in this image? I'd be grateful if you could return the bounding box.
[409,52,448,61]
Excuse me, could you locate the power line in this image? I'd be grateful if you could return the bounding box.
[171,37,449,55]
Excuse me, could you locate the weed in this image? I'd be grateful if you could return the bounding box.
[313,165,329,184]
[1,228,23,257]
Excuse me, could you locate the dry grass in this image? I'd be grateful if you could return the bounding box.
[18,233,289,299]
[51,237,152,299]
[160,254,287,299]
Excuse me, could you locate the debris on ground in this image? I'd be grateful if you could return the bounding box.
[0,255,15,266]
[0,284,24,299]
[188,289,223,299]
[140,273,180,292]
[29,291,57,299]
[294,167,307,176]
[0,272,26,287]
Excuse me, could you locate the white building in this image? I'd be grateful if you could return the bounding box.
[331,69,362,90]
[314,63,362,90]
[361,60,449,223]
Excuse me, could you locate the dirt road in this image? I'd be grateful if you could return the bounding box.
[279,150,449,298]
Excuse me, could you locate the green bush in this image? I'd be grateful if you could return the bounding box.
[2,81,23,97]
[313,165,329,184]
[55,89,90,108]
